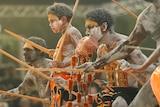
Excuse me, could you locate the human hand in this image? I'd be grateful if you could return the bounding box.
[48,49,55,58]
[52,60,63,68]
[118,59,131,71]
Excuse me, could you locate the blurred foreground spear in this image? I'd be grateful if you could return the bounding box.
[4,29,53,55]
[0,90,50,103]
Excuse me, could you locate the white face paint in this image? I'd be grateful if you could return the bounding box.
[89,26,104,41]
[49,19,63,33]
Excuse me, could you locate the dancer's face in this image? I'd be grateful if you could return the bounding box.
[23,43,39,65]
[85,20,104,41]
[48,14,63,33]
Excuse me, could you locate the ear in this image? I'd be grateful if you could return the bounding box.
[60,16,67,23]
[101,22,108,32]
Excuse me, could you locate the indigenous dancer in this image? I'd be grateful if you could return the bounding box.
[77,0,160,105]
[80,0,159,75]
[47,2,82,67]
[73,8,145,107]
[77,8,156,87]
[0,37,52,107]
[47,2,82,106]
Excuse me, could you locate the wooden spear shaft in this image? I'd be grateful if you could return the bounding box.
[0,49,53,82]
[112,0,138,19]
[124,70,144,86]
[125,45,155,52]
[0,90,50,103]
[15,68,105,73]
[0,50,78,96]
[54,0,79,60]
[45,0,80,92]
[16,67,144,85]
[4,29,51,55]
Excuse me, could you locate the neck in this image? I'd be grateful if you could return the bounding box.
[32,57,44,67]
[61,23,70,34]
[98,30,109,42]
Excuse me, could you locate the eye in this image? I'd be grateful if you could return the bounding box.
[49,18,59,24]
[24,48,33,52]
[86,25,97,29]
[49,20,55,24]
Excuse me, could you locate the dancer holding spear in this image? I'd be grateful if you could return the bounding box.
[3,1,81,106]
[46,1,82,106]
[0,36,53,107]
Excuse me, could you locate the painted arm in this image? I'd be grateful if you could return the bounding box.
[79,15,148,72]
[135,46,160,72]
[0,71,34,102]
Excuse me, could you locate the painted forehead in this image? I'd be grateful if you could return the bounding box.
[85,19,98,27]
[23,43,34,50]
[48,14,59,19]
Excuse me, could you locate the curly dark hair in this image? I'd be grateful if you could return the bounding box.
[47,2,73,22]
[27,36,47,57]
[85,8,114,32]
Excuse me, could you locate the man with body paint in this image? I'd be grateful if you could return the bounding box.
[80,0,159,76]
[47,2,82,106]
[0,37,52,107]
[77,8,156,88]
[77,0,160,106]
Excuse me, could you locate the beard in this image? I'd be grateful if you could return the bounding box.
[24,58,32,65]
[24,55,38,65]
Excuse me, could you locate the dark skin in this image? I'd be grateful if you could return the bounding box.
[48,15,82,68]
[23,48,40,65]
[78,28,147,72]
[79,0,159,73]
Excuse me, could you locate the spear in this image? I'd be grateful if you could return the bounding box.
[124,70,144,86]
[0,49,77,96]
[54,0,80,61]
[45,0,80,92]
[4,29,53,55]
[0,49,76,98]
[15,67,145,86]
[15,67,105,73]
[125,45,155,52]
[0,90,50,103]
[112,0,138,19]
[0,49,53,82]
